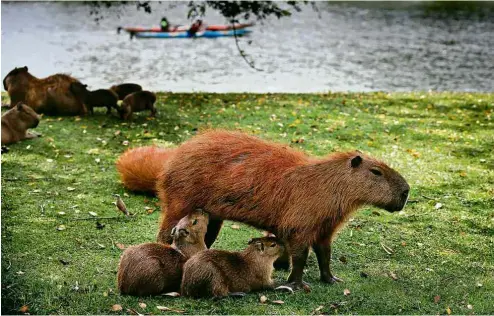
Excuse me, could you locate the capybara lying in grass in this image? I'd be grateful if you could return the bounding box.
[109,83,142,100]
[3,66,86,116]
[1,102,41,145]
[69,82,119,115]
[118,91,157,120]
[116,130,410,288]
[181,237,284,298]
[117,210,208,296]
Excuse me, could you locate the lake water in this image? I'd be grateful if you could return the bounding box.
[2,2,493,92]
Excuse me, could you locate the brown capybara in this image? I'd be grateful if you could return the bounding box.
[117,210,208,296]
[1,102,41,145]
[118,91,157,120]
[69,82,119,115]
[2,66,86,116]
[116,146,177,193]
[116,130,410,289]
[109,83,142,100]
[181,237,285,298]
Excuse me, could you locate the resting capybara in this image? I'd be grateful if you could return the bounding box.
[116,146,176,193]
[69,82,119,115]
[116,130,410,288]
[181,236,284,298]
[118,91,157,120]
[109,83,142,100]
[117,210,208,296]
[1,102,41,145]
[2,66,86,115]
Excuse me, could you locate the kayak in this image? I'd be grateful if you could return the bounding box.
[119,22,254,34]
[134,29,251,39]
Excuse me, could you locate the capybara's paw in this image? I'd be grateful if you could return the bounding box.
[321,274,343,284]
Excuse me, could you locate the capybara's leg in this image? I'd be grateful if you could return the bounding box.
[312,239,343,284]
[156,212,180,244]
[106,105,112,115]
[204,219,224,248]
[149,106,157,117]
[89,105,94,115]
[211,275,230,298]
[286,242,310,289]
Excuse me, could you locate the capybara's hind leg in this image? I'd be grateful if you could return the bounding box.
[106,106,112,115]
[205,219,224,248]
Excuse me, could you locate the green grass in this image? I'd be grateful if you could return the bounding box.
[1,92,493,315]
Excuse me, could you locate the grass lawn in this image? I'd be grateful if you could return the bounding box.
[1,92,493,315]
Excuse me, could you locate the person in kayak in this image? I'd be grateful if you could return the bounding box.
[160,17,170,32]
[187,19,206,37]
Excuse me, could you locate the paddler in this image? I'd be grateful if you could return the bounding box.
[187,19,206,37]
[160,17,170,32]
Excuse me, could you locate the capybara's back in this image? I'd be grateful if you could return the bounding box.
[110,83,142,100]
[116,146,175,193]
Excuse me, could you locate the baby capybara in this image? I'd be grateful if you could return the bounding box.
[118,91,157,120]
[69,82,119,115]
[117,210,208,296]
[109,83,142,100]
[181,237,285,298]
[1,102,41,145]
[3,66,86,115]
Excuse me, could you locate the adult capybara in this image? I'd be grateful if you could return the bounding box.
[69,82,119,115]
[118,91,157,120]
[109,83,142,100]
[116,146,177,193]
[1,102,41,145]
[117,210,208,296]
[116,130,410,288]
[2,66,86,115]
[181,237,284,298]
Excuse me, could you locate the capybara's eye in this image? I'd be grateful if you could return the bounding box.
[192,219,198,225]
[370,168,383,176]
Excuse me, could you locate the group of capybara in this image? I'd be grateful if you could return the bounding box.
[1,66,156,146]
[2,66,410,300]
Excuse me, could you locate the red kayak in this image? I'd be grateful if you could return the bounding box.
[118,22,254,34]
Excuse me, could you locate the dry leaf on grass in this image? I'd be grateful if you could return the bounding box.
[467,304,473,310]
[111,304,122,312]
[434,295,441,303]
[380,243,394,255]
[271,300,284,305]
[138,302,147,309]
[19,305,29,313]
[156,306,185,313]
[259,295,268,304]
[56,225,66,231]
[231,224,240,230]
[312,305,324,314]
[115,243,126,250]
[343,288,351,296]
[89,211,98,217]
[126,308,142,315]
[389,272,398,281]
[446,307,452,315]
[163,292,180,297]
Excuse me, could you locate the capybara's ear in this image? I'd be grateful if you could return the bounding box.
[23,66,28,71]
[351,155,362,168]
[170,227,177,237]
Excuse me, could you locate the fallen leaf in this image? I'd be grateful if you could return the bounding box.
[231,224,240,230]
[58,211,66,215]
[312,305,324,314]
[303,283,312,293]
[56,225,66,231]
[259,295,268,304]
[116,243,126,250]
[114,130,121,136]
[272,300,284,305]
[467,304,473,310]
[47,159,54,163]
[89,211,98,217]
[343,288,351,296]
[67,187,76,191]
[389,272,398,281]
[126,308,141,315]
[434,295,441,303]
[156,306,185,313]
[275,285,294,294]
[401,242,407,246]
[434,203,443,209]
[122,140,129,146]
[163,292,180,297]
[144,206,155,214]
[16,270,25,275]
[381,243,394,255]
[138,302,147,309]
[446,306,451,315]
[111,304,123,312]
[19,305,29,313]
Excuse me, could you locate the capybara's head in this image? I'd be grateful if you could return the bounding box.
[3,66,28,91]
[170,209,209,244]
[69,82,89,97]
[15,102,40,128]
[343,152,410,212]
[247,237,285,258]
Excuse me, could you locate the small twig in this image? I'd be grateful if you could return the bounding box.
[40,204,46,216]
[421,195,435,200]
[231,19,263,71]
[65,216,126,221]
[6,260,12,270]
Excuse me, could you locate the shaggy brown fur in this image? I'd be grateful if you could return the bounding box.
[1,102,41,145]
[109,83,142,100]
[3,66,86,116]
[116,146,176,193]
[69,82,119,115]
[117,130,409,287]
[117,210,208,296]
[118,91,157,120]
[181,237,284,298]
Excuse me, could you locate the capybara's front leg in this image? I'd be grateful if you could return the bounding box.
[149,106,157,117]
[156,213,180,244]
[286,242,310,290]
[204,219,224,248]
[106,106,112,115]
[312,239,343,284]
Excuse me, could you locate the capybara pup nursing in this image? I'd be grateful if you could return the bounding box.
[69,82,119,115]
[118,91,157,120]
[109,83,142,100]
[181,237,284,298]
[3,66,86,115]
[117,210,208,296]
[1,102,41,145]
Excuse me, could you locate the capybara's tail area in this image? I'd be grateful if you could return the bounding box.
[116,146,175,194]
